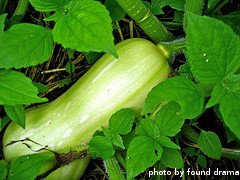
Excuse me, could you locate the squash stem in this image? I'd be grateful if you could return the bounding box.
[115,152,127,169]
[156,38,187,59]
[0,0,8,13]
[183,0,205,31]
[181,126,240,161]
[9,0,29,25]
[115,0,173,43]
[151,162,166,180]
[211,0,229,15]
[104,157,125,180]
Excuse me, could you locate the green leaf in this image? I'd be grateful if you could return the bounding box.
[207,75,240,139]
[178,63,194,80]
[83,51,104,64]
[160,147,183,169]
[109,108,135,135]
[126,136,163,180]
[89,135,115,160]
[0,116,11,132]
[208,0,220,9]
[154,101,185,137]
[197,155,207,168]
[157,136,180,149]
[4,105,26,128]
[186,13,240,83]
[65,61,75,74]
[197,130,222,159]
[102,127,125,149]
[182,147,196,157]
[0,160,7,180]
[143,76,204,119]
[0,13,7,32]
[0,24,53,69]
[220,93,240,139]
[58,78,71,88]
[52,0,116,56]
[33,82,49,93]
[110,134,125,149]
[206,83,226,108]
[29,0,71,12]
[136,117,160,138]
[149,0,164,15]
[8,154,51,180]
[224,125,238,143]
[214,11,240,35]
[149,0,185,15]
[0,70,47,105]
[104,0,126,21]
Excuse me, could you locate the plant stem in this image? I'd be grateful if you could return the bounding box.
[156,38,187,59]
[104,157,125,180]
[0,0,8,13]
[181,126,240,161]
[115,152,127,169]
[183,0,205,31]
[9,0,29,25]
[211,0,230,15]
[115,0,173,43]
[221,148,240,161]
[13,0,29,17]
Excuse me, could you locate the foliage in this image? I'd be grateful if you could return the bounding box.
[0,0,240,179]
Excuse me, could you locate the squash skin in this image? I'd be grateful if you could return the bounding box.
[3,38,170,162]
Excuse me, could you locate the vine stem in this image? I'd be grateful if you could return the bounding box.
[0,0,8,13]
[183,0,205,31]
[115,0,173,43]
[104,157,125,180]
[9,0,29,25]
[156,38,187,60]
[181,126,240,161]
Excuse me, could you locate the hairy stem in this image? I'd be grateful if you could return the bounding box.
[115,0,173,43]
[104,157,125,180]
[157,38,187,59]
[183,0,205,31]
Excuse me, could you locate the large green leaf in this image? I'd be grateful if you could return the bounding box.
[52,0,116,56]
[9,154,51,180]
[89,135,115,160]
[186,13,240,83]
[207,75,240,139]
[154,102,184,137]
[143,76,204,119]
[0,24,53,69]
[126,136,163,180]
[109,108,135,135]
[29,0,71,12]
[0,70,47,105]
